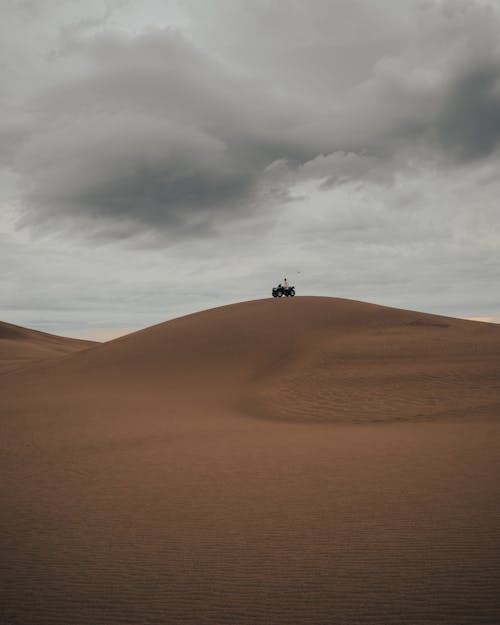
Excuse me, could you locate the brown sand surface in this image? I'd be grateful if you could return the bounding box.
[1,297,500,624]
[0,320,95,374]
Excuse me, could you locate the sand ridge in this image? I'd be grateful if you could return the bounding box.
[0,320,96,374]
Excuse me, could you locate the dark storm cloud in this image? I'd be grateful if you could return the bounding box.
[7,0,500,239]
[436,62,500,161]
[374,1,500,163]
[17,111,255,233]
[14,28,314,237]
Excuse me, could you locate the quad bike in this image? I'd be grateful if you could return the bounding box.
[272,284,296,297]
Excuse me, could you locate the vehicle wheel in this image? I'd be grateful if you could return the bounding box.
[272,293,278,298]
[277,291,283,297]
[290,289,295,296]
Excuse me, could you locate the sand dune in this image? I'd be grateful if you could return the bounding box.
[0,320,95,374]
[1,297,500,624]
[3,297,500,423]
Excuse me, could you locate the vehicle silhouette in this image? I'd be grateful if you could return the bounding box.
[272,284,296,297]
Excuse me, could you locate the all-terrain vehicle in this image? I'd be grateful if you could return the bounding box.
[272,284,296,297]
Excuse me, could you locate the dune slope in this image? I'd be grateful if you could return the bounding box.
[2,296,500,423]
[1,298,500,625]
[0,320,95,374]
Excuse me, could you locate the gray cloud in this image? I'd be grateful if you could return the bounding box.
[355,0,500,162]
[436,62,500,160]
[17,111,253,232]
[13,28,311,237]
[4,1,500,240]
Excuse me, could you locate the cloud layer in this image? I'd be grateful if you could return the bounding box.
[4,0,500,239]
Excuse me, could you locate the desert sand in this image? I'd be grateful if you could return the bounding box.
[0,320,95,374]
[1,297,499,624]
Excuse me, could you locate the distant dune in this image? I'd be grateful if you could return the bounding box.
[0,320,95,374]
[1,297,500,625]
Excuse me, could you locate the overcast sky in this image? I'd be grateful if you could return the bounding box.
[2,0,500,339]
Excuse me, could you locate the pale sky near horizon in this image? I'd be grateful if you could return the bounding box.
[2,0,500,340]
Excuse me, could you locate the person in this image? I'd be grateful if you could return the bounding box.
[283,277,289,290]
